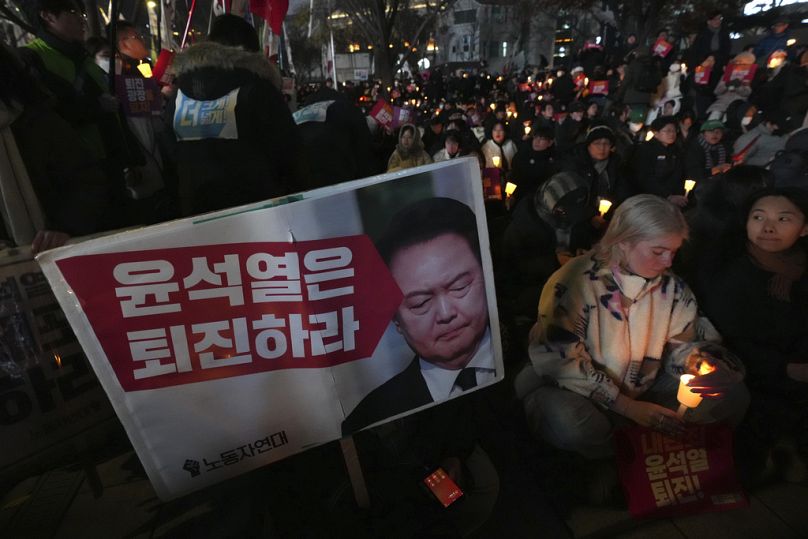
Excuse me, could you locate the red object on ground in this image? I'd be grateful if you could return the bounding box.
[616,425,747,518]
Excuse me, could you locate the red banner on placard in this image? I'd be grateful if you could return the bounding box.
[370,99,394,127]
[153,49,175,86]
[653,38,673,58]
[693,66,712,86]
[616,425,747,518]
[55,236,403,392]
[723,62,757,83]
[482,168,502,200]
[589,80,609,95]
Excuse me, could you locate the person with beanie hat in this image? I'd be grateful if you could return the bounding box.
[502,171,597,319]
[631,116,686,205]
[684,119,731,185]
[559,123,632,219]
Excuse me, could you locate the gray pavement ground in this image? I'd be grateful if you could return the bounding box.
[2,442,807,538]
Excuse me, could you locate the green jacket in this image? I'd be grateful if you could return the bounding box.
[23,37,109,160]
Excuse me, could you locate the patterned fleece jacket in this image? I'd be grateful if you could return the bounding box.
[525,253,725,409]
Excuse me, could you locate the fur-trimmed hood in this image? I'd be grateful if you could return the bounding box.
[172,41,282,100]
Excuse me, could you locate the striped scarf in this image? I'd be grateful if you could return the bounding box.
[697,134,727,172]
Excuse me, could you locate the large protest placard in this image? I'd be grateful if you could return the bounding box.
[37,158,504,500]
[0,251,115,474]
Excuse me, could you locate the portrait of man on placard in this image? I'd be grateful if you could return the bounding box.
[341,197,495,434]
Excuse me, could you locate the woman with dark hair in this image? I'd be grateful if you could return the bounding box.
[481,120,518,170]
[677,165,770,288]
[697,188,808,483]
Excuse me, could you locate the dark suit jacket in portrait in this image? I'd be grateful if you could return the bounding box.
[341,357,433,435]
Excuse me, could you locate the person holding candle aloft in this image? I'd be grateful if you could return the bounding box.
[515,194,748,463]
[697,188,808,483]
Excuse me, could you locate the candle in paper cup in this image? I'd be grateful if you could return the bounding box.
[524,125,531,135]
[677,374,703,408]
[492,155,501,168]
[684,179,696,195]
[137,62,153,78]
[598,199,612,217]
[505,182,517,196]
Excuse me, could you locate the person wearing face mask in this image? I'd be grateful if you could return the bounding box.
[502,171,596,321]
[481,120,518,170]
[733,109,788,168]
[697,188,808,484]
[631,116,686,206]
[515,193,748,470]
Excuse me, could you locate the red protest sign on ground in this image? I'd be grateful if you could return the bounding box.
[616,425,747,518]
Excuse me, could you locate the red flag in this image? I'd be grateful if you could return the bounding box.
[250,0,289,35]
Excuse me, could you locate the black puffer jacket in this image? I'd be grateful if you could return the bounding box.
[167,42,303,217]
[631,138,684,198]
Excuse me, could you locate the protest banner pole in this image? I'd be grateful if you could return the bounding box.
[339,436,370,508]
[180,0,197,49]
[108,0,119,93]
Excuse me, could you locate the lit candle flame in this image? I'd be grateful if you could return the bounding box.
[505,182,517,196]
[524,126,531,135]
[54,353,62,368]
[684,179,696,195]
[697,361,716,375]
[598,199,612,217]
[677,374,703,409]
[492,155,501,168]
